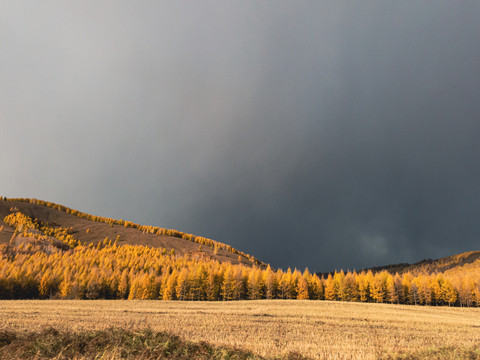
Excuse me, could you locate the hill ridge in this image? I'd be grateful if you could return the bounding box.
[0,196,263,267]
[361,250,480,276]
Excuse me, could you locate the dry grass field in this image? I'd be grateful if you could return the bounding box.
[1,300,479,359]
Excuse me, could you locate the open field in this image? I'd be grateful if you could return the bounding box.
[1,300,479,359]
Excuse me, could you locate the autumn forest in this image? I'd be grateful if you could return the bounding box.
[1,198,480,306]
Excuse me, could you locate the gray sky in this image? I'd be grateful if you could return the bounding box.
[1,1,480,271]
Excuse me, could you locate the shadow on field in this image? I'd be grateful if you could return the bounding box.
[0,327,308,360]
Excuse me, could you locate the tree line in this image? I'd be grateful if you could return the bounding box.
[0,209,480,306]
[1,240,479,306]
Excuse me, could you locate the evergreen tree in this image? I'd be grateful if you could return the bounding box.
[162,270,177,300]
[118,269,130,299]
[296,276,309,300]
[175,268,189,301]
[324,274,337,301]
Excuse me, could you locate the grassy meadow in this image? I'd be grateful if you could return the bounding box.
[1,300,479,359]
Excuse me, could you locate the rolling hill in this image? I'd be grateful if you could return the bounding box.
[0,197,262,267]
[316,250,480,279]
[360,250,480,276]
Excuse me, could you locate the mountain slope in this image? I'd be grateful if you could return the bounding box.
[362,251,480,275]
[0,197,262,267]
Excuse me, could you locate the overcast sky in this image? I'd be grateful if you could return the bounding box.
[1,1,480,271]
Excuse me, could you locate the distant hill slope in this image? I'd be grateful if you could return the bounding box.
[0,197,263,267]
[361,250,480,275]
[315,251,480,279]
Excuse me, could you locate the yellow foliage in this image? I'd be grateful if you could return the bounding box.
[1,197,260,263]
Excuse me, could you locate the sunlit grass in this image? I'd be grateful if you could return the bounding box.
[1,300,479,359]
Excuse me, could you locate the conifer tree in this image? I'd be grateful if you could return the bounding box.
[472,284,480,306]
[142,273,158,300]
[248,268,264,300]
[39,272,52,299]
[233,268,247,300]
[386,274,398,304]
[118,269,129,299]
[175,268,189,300]
[221,266,236,301]
[409,282,420,305]
[371,271,388,303]
[264,266,277,300]
[206,270,221,301]
[392,273,404,304]
[59,278,72,299]
[324,274,337,301]
[296,276,309,300]
[341,272,358,302]
[442,279,457,306]
[162,270,177,300]
[278,271,290,299]
[128,276,144,300]
[310,274,324,300]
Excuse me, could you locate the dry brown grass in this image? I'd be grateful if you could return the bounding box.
[0,327,265,360]
[0,300,479,359]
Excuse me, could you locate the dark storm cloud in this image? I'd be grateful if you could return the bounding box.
[1,1,480,271]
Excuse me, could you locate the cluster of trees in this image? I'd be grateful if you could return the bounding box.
[1,237,480,305]
[1,206,480,306]
[0,241,315,301]
[322,269,480,306]
[1,197,260,264]
[4,212,81,248]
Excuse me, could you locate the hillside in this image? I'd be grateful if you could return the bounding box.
[362,250,480,276]
[0,197,261,267]
[0,197,324,302]
[315,251,480,279]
